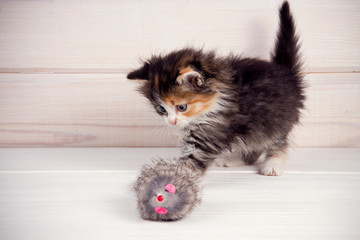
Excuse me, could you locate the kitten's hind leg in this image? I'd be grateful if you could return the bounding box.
[258,149,288,176]
[215,150,245,167]
[215,148,246,167]
[215,150,261,167]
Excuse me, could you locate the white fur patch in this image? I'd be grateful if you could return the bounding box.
[215,156,245,167]
[260,158,285,176]
[157,99,190,128]
[215,143,246,167]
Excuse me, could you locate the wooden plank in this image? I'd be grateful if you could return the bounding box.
[0,0,359,72]
[0,73,359,147]
[0,170,359,240]
[294,73,360,147]
[0,148,359,172]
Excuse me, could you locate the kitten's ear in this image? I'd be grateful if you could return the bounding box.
[176,68,204,89]
[127,63,150,80]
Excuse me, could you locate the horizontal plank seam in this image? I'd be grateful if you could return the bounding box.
[0,124,164,129]
[211,171,360,175]
[0,170,359,175]
[0,69,359,75]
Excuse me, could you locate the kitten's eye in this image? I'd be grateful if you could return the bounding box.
[157,105,167,113]
[176,104,187,112]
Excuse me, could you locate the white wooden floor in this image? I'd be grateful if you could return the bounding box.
[0,148,359,240]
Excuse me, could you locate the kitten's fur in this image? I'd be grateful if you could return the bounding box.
[128,1,305,176]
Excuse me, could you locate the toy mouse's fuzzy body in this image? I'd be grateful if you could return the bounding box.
[134,159,203,221]
[131,1,304,221]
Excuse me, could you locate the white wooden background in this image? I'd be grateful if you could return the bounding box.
[0,0,359,147]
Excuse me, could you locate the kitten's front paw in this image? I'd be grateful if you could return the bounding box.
[260,159,284,176]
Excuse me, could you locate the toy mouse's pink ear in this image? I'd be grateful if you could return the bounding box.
[165,184,176,194]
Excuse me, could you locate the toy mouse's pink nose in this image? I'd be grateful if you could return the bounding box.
[155,207,168,215]
[165,184,176,194]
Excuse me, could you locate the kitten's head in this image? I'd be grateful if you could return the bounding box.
[128,49,221,128]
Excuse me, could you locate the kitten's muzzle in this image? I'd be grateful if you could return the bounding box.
[168,118,177,125]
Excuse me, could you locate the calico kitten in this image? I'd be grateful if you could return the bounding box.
[128,1,304,176]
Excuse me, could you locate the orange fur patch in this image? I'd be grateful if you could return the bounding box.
[162,87,219,117]
[272,149,289,162]
[183,94,218,117]
[154,74,160,92]
[179,66,194,75]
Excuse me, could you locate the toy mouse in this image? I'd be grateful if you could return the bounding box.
[134,159,203,221]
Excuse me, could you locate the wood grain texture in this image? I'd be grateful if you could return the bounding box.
[0,0,359,148]
[1,148,359,172]
[0,0,359,72]
[0,73,359,147]
[293,73,360,147]
[0,148,359,240]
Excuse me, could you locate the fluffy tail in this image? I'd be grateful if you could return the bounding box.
[271,1,301,73]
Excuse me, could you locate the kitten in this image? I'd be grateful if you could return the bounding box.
[128,1,305,176]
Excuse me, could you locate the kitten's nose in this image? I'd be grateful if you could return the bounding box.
[168,118,177,125]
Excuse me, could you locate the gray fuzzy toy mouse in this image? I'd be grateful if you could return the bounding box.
[134,159,203,221]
